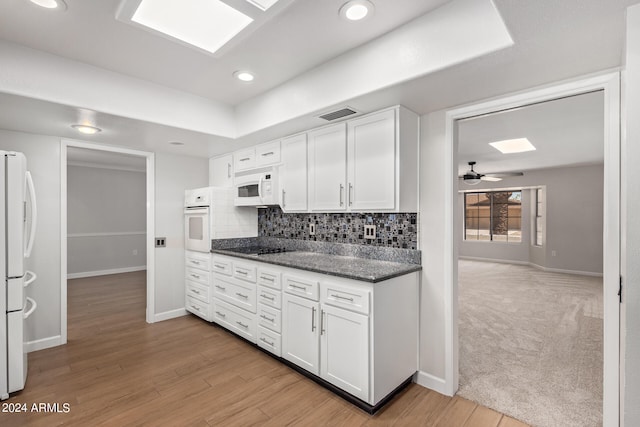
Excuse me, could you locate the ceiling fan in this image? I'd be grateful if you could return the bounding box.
[460,161,524,185]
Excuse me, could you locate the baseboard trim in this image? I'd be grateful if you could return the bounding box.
[154,308,188,323]
[460,257,603,277]
[459,256,530,266]
[25,335,64,353]
[414,371,451,396]
[67,266,146,279]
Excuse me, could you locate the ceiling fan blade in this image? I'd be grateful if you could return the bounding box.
[484,172,524,178]
[481,176,502,182]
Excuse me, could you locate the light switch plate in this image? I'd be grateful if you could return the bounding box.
[309,223,316,236]
[155,237,166,247]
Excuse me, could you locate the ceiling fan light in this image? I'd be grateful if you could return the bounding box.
[464,177,482,185]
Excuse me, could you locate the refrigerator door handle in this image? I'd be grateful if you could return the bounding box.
[25,171,37,258]
[24,271,37,288]
[24,297,37,319]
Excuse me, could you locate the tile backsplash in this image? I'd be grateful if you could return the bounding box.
[258,207,418,250]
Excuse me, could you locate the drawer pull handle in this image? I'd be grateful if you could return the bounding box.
[215,311,226,317]
[191,274,200,279]
[191,260,200,264]
[236,292,249,299]
[260,275,275,282]
[260,337,275,346]
[260,294,275,301]
[191,305,201,312]
[331,294,354,302]
[236,270,248,275]
[236,321,249,328]
[240,157,251,162]
[289,284,306,291]
[215,285,226,291]
[260,314,275,323]
[261,151,274,157]
[214,264,226,269]
[192,289,201,294]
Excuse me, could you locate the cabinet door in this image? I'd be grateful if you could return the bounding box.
[280,134,308,212]
[320,305,370,402]
[308,123,347,211]
[209,154,233,187]
[347,109,396,210]
[255,140,281,167]
[282,293,319,375]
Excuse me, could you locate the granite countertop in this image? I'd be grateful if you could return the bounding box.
[210,248,422,283]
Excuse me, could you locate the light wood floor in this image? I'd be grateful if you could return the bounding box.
[1,271,529,426]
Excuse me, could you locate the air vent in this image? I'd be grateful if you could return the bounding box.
[318,107,358,121]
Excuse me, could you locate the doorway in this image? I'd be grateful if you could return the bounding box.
[442,72,620,425]
[60,140,156,344]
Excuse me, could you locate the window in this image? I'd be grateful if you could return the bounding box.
[465,191,522,242]
[535,187,544,246]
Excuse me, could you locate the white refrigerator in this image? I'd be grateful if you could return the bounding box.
[0,151,37,400]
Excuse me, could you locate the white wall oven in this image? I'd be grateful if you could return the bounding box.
[184,189,211,253]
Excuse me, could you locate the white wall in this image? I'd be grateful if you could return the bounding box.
[623,4,640,426]
[67,165,146,277]
[154,153,208,318]
[458,164,604,275]
[0,129,61,346]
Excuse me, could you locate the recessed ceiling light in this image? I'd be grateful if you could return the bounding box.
[234,71,255,82]
[130,0,253,55]
[339,0,374,21]
[71,124,102,135]
[489,138,536,154]
[29,0,67,10]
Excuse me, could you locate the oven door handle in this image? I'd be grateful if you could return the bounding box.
[184,207,209,215]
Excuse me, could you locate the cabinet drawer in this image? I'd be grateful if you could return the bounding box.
[211,257,232,276]
[258,285,281,309]
[284,274,319,301]
[322,282,371,315]
[234,148,256,171]
[233,261,257,283]
[257,304,281,333]
[213,299,257,343]
[257,267,281,290]
[186,296,211,321]
[213,276,257,313]
[257,326,281,357]
[186,267,209,286]
[186,252,210,271]
[186,279,209,304]
[255,140,281,167]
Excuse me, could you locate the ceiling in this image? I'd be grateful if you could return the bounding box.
[0,0,637,161]
[457,90,605,176]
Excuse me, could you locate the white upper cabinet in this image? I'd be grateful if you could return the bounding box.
[347,109,396,211]
[308,123,347,211]
[209,154,233,187]
[255,140,281,167]
[234,147,256,172]
[280,134,308,212]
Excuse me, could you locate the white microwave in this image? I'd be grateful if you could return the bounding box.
[234,167,279,207]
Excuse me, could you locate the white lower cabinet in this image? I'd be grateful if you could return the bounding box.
[209,253,418,408]
[282,293,320,375]
[320,304,369,401]
[185,250,212,321]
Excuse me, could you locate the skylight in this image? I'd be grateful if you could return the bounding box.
[131,0,254,55]
[489,138,536,154]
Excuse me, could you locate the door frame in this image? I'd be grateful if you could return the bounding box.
[443,71,620,425]
[60,139,156,344]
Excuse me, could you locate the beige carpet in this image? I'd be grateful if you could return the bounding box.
[457,260,603,427]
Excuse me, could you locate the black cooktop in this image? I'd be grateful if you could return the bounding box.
[223,246,290,256]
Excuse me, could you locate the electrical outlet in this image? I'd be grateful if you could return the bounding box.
[155,237,166,248]
[133,249,138,256]
[364,225,376,240]
[309,223,316,236]
[551,250,557,257]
